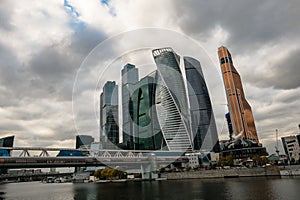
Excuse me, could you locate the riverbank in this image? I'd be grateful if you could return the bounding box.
[160,165,300,180]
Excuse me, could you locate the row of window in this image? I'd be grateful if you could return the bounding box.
[220,57,233,64]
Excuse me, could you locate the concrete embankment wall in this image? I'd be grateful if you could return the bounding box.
[280,165,300,176]
[161,167,280,180]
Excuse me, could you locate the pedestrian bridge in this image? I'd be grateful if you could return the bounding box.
[0,147,188,170]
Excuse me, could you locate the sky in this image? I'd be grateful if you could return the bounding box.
[0,0,300,154]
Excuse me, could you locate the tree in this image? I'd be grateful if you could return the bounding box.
[252,155,259,166]
[93,168,125,180]
[261,156,268,165]
[225,155,233,166]
[218,156,227,167]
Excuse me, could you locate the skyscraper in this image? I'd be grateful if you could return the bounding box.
[184,57,219,151]
[153,47,192,151]
[121,64,139,149]
[100,81,119,145]
[218,46,259,142]
[100,48,220,152]
[130,71,165,150]
[75,135,94,149]
[0,135,14,174]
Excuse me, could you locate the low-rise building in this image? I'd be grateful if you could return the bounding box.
[281,134,300,163]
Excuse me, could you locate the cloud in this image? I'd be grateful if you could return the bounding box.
[174,0,300,53]
[262,48,300,89]
[0,0,14,30]
[0,0,299,155]
[0,0,98,147]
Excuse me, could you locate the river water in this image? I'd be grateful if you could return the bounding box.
[0,177,299,200]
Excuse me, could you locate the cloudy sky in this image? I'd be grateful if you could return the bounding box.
[0,0,299,154]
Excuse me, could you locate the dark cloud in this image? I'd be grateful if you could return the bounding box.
[268,48,300,89]
[249,48,300,90]
[174,0,300,53]
[70,25,106,55]
[0,22,106,145]
[0,0,299,152]
[30,47,76,82]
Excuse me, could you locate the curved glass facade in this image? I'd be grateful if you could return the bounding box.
[100,48,220,152]
[184,57,219,151]
[153,48,192,151]
[218,46,259,142]
[130,71,165,150]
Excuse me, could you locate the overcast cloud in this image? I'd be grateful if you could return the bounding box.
[0,0,299,154]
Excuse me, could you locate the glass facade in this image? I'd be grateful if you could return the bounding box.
[220,147,267,159]
[153,48,192,151]
[0,135,14,149]
[225,112,233,140]
[218,46,259,142]
[184,57,219,151]
[100,81,119,145]
[0,136,14,174]
[130,71,165,150]
[99,48,221,152]
[75,135,94,149]
[121,64,139,149]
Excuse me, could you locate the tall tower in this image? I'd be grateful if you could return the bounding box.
[100,81,119,145]
[121,64,139,149]
[184,57,219,151]
[218,46,259,142]
[152,47,192,151]
[130,71,164,150]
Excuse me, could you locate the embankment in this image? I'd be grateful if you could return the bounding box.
[161,166,281,180]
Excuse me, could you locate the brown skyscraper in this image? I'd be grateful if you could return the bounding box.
[218,46,259,142]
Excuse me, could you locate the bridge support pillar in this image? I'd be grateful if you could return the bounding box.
[141,153,158,180]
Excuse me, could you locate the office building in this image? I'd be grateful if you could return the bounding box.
[75,135,94,149]
[130,71,165,150]
[100,81,119,145]
[0,135,14,150]
[218,46,259,142]
[121,64,139,149]
[101,47,221,152]
[152,47,192,151]
[184,57,219,151]
[0,135,14,174]
[282,134,300,163]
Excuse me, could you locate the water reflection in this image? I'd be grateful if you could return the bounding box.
[0,177,299,200]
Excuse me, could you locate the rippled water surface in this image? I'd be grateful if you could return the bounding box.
[0,177,299,200]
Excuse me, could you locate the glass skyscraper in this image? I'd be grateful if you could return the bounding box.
[130,71,165,150]
[153,48,192,151]
[0,135,14,174]
[184,57,219,151]
[121,64,139,149]
[100,81,119,145]
[218,46,259,142]
[75,135,94,149]
[99,47,220,152]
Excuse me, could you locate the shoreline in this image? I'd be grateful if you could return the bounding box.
[160,165,300,180]
[1,165,299,184]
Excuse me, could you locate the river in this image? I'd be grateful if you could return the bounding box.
[0,177,299,200]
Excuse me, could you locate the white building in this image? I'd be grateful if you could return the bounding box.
[281,135,300,163]
[185,153,200,169]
